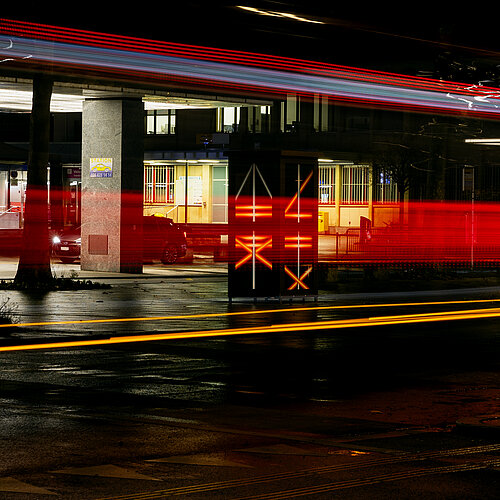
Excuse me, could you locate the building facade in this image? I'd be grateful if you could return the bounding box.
[2,93,500,237]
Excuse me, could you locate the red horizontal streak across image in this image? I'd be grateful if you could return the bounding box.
[2,18,500,119]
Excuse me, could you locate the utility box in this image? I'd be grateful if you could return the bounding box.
[318,211,329,233]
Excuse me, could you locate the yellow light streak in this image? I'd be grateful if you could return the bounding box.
[2,297,500,330]
[1,306,499,352]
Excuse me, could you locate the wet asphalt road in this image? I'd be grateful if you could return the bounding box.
[0,268,499,498]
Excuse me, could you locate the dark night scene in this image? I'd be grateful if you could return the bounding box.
[0,2,499,498]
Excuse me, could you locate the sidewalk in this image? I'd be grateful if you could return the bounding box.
[0,257,500,304]
[0,256,228,281]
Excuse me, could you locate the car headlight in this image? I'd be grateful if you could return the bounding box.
[52,236,61,244]
[75,238,81,244]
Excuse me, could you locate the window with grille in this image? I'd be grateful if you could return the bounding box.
[342,166,370,204]
[144,165,175,204]
[319,166,335,204]
[375,170,399,203]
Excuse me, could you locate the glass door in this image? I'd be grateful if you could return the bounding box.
[212,165,228,223]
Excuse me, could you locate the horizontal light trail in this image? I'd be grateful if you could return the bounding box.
[1,305,499,352]
[1,19,500,116]
[2,297,500,330]
[0,18,496,96]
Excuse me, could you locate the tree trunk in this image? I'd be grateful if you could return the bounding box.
[14,76,54,288]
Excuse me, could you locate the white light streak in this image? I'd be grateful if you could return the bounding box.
[237,6,324,24]
[1,34,500,116]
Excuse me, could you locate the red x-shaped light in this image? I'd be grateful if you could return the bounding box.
[284,265,312,290]
[235,236,273,270]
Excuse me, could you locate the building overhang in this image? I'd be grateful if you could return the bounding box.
[0,77,272,113]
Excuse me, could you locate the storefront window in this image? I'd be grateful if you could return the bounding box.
[342,166,370,204]
[376,170,398,203]
[319,166,335,205]
[144,165,175,203]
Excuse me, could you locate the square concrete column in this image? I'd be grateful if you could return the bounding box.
[81,98,144,273]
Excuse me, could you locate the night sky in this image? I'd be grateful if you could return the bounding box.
[3,1,500,81]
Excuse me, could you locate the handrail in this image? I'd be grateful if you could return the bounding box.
[166,204,180,215]
[0,207,18,217]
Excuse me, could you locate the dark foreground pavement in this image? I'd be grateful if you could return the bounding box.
[0,259,499,498]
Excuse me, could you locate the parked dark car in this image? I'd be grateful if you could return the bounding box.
[52,216,187,264]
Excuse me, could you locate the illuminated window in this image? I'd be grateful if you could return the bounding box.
[342,166,369,204]
[260,105,271,133]
[146,110,176,135]
[319,166,335,204]
[376,170,398,203]
[216,107,240,133]
[212,165,228,223]
[281,94,299,132]
[144,165,175,204]
[314,94,328,132]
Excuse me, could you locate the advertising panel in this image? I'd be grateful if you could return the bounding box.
[90,158,113,178]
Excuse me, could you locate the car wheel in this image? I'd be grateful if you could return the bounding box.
[161,246,178,264]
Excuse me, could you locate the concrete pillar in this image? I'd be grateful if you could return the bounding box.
[81,98,144,273]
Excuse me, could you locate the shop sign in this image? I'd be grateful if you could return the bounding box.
[67,167,81,179]
[90,158,113,178]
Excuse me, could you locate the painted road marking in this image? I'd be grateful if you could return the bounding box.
[233,461,500,499]
[0,476,56,495]
[148,453,252,468]
[237,444,330,457]
[94,444,500,499]
[51,464,160,481]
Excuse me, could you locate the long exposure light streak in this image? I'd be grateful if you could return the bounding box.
[0,18,491,93]
[0,306,499,352]
[2,297,500,330]
[1,19,500,117]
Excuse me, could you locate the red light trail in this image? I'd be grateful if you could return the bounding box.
[1,18,500,117]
